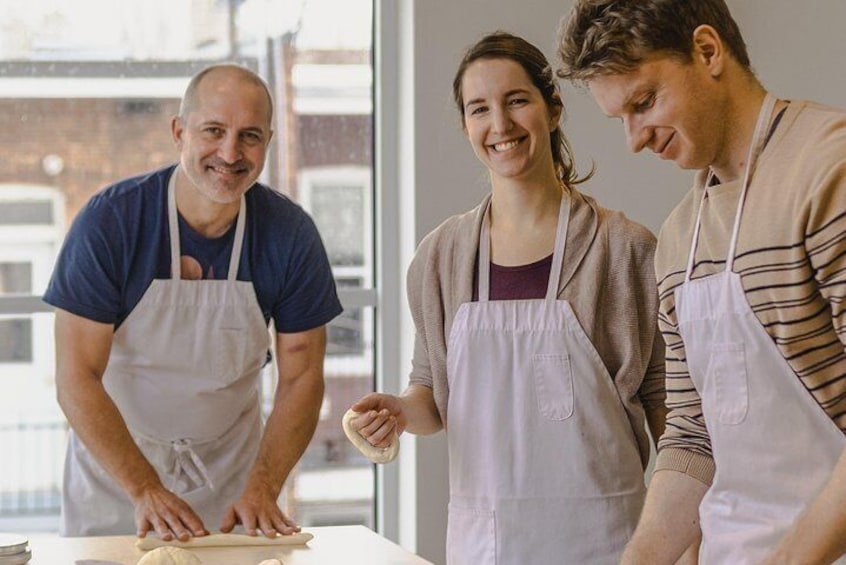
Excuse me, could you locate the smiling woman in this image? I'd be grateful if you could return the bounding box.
[344,30,668,565]
[0,0,375,535]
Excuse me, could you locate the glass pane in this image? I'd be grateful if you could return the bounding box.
[0,312,61,531]
[0,0,374,533]
[328,278,365,356]
[0,263,32,294]
[310,184,366,267]
[290,305,374,528]
[0,318,33,362]
[0,202,53,225]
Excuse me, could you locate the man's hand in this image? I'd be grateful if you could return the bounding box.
[220,484,300,537]
[133,482,207,541]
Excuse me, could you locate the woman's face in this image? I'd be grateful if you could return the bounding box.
[460,58,560,185]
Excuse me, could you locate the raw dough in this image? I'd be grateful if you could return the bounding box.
[136,532,313,551]
[341,408,399,464]
[257,560,283,565]
[136,546,202,565]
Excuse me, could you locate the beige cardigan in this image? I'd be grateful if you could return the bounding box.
[406,188,666,466]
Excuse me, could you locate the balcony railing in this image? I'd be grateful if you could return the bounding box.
[0,421,67,517]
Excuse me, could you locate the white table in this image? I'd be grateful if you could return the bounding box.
[25,526,433,565]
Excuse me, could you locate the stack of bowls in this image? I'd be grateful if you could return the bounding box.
[0,534,30,564]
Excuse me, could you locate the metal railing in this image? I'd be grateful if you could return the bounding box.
[0,421,67,517]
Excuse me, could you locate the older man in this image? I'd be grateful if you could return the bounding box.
[46,64,341,540]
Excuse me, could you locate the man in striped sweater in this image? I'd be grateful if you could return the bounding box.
[558,1,846,564]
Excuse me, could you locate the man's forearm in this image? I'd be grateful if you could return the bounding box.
[246,372,324,496]
[57,372,161,499]
[622,469,708,565]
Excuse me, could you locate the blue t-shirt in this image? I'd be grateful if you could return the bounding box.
[44,165,342,333]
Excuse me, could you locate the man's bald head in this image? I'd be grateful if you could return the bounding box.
[178,64,274,127]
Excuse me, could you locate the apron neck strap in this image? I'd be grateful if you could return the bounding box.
[167,166,247,281]
[684,93,777,282]
[478,189,571,302]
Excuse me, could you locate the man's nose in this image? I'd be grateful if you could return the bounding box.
[624,118,649,153]
[218,134,242,163]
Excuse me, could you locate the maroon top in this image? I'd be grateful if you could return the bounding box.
[472,253,554,301]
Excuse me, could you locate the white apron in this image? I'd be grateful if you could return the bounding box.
[61,170,269,535]
[674,95,846,564]
[445,194,646,565]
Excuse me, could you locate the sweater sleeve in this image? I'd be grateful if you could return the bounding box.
[653,321,716,485]
[406,239,435,389]
[653,191,717,486]
[633,230,667,412]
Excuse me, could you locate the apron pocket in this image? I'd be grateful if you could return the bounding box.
[707,343,749,425]
[447,504,496,565]
[215,328,246,385]
[532,354,574,420]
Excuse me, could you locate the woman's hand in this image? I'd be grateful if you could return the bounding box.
[348,393,407,448]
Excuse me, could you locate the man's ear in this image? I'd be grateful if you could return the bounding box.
[171,115,185,148]
[692,24,725,77]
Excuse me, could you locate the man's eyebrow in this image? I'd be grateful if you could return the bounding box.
[620,84,652,110]
[197,120,267,134]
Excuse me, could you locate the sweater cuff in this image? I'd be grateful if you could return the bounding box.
[654,447,715,486]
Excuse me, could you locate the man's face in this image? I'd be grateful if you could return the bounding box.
[172,70,273,206]
[587,54,725,171]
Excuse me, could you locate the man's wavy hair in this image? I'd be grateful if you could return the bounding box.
[556,0,750,82]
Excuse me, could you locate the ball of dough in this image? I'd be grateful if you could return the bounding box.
[257,560,283,565]
[137,546,202,565]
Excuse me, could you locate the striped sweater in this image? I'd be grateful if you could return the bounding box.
[654,100,846,484]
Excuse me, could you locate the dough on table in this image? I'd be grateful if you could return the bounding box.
[136,532,313,551]
[136,546,202,565]
[342,408,399,464]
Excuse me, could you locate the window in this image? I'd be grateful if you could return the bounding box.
[300,167,373,374]
[0,186,64,372]
[0,263,33,363]
[0,0,375,532]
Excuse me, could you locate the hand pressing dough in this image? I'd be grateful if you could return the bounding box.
[342,408,399,464]
[137,546,202,565]
[136,532,313,551]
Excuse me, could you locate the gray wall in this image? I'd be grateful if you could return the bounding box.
[394,1,846,562]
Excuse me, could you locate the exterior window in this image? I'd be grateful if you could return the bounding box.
[0,319,32,362]
[0,0,375,532]
[0,263,32,294]
[0,202,53,225]
[300,167,373,375]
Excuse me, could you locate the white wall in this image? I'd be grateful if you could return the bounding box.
[383,1,846,563]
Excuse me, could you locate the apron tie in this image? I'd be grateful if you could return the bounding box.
[171,438,216,492]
